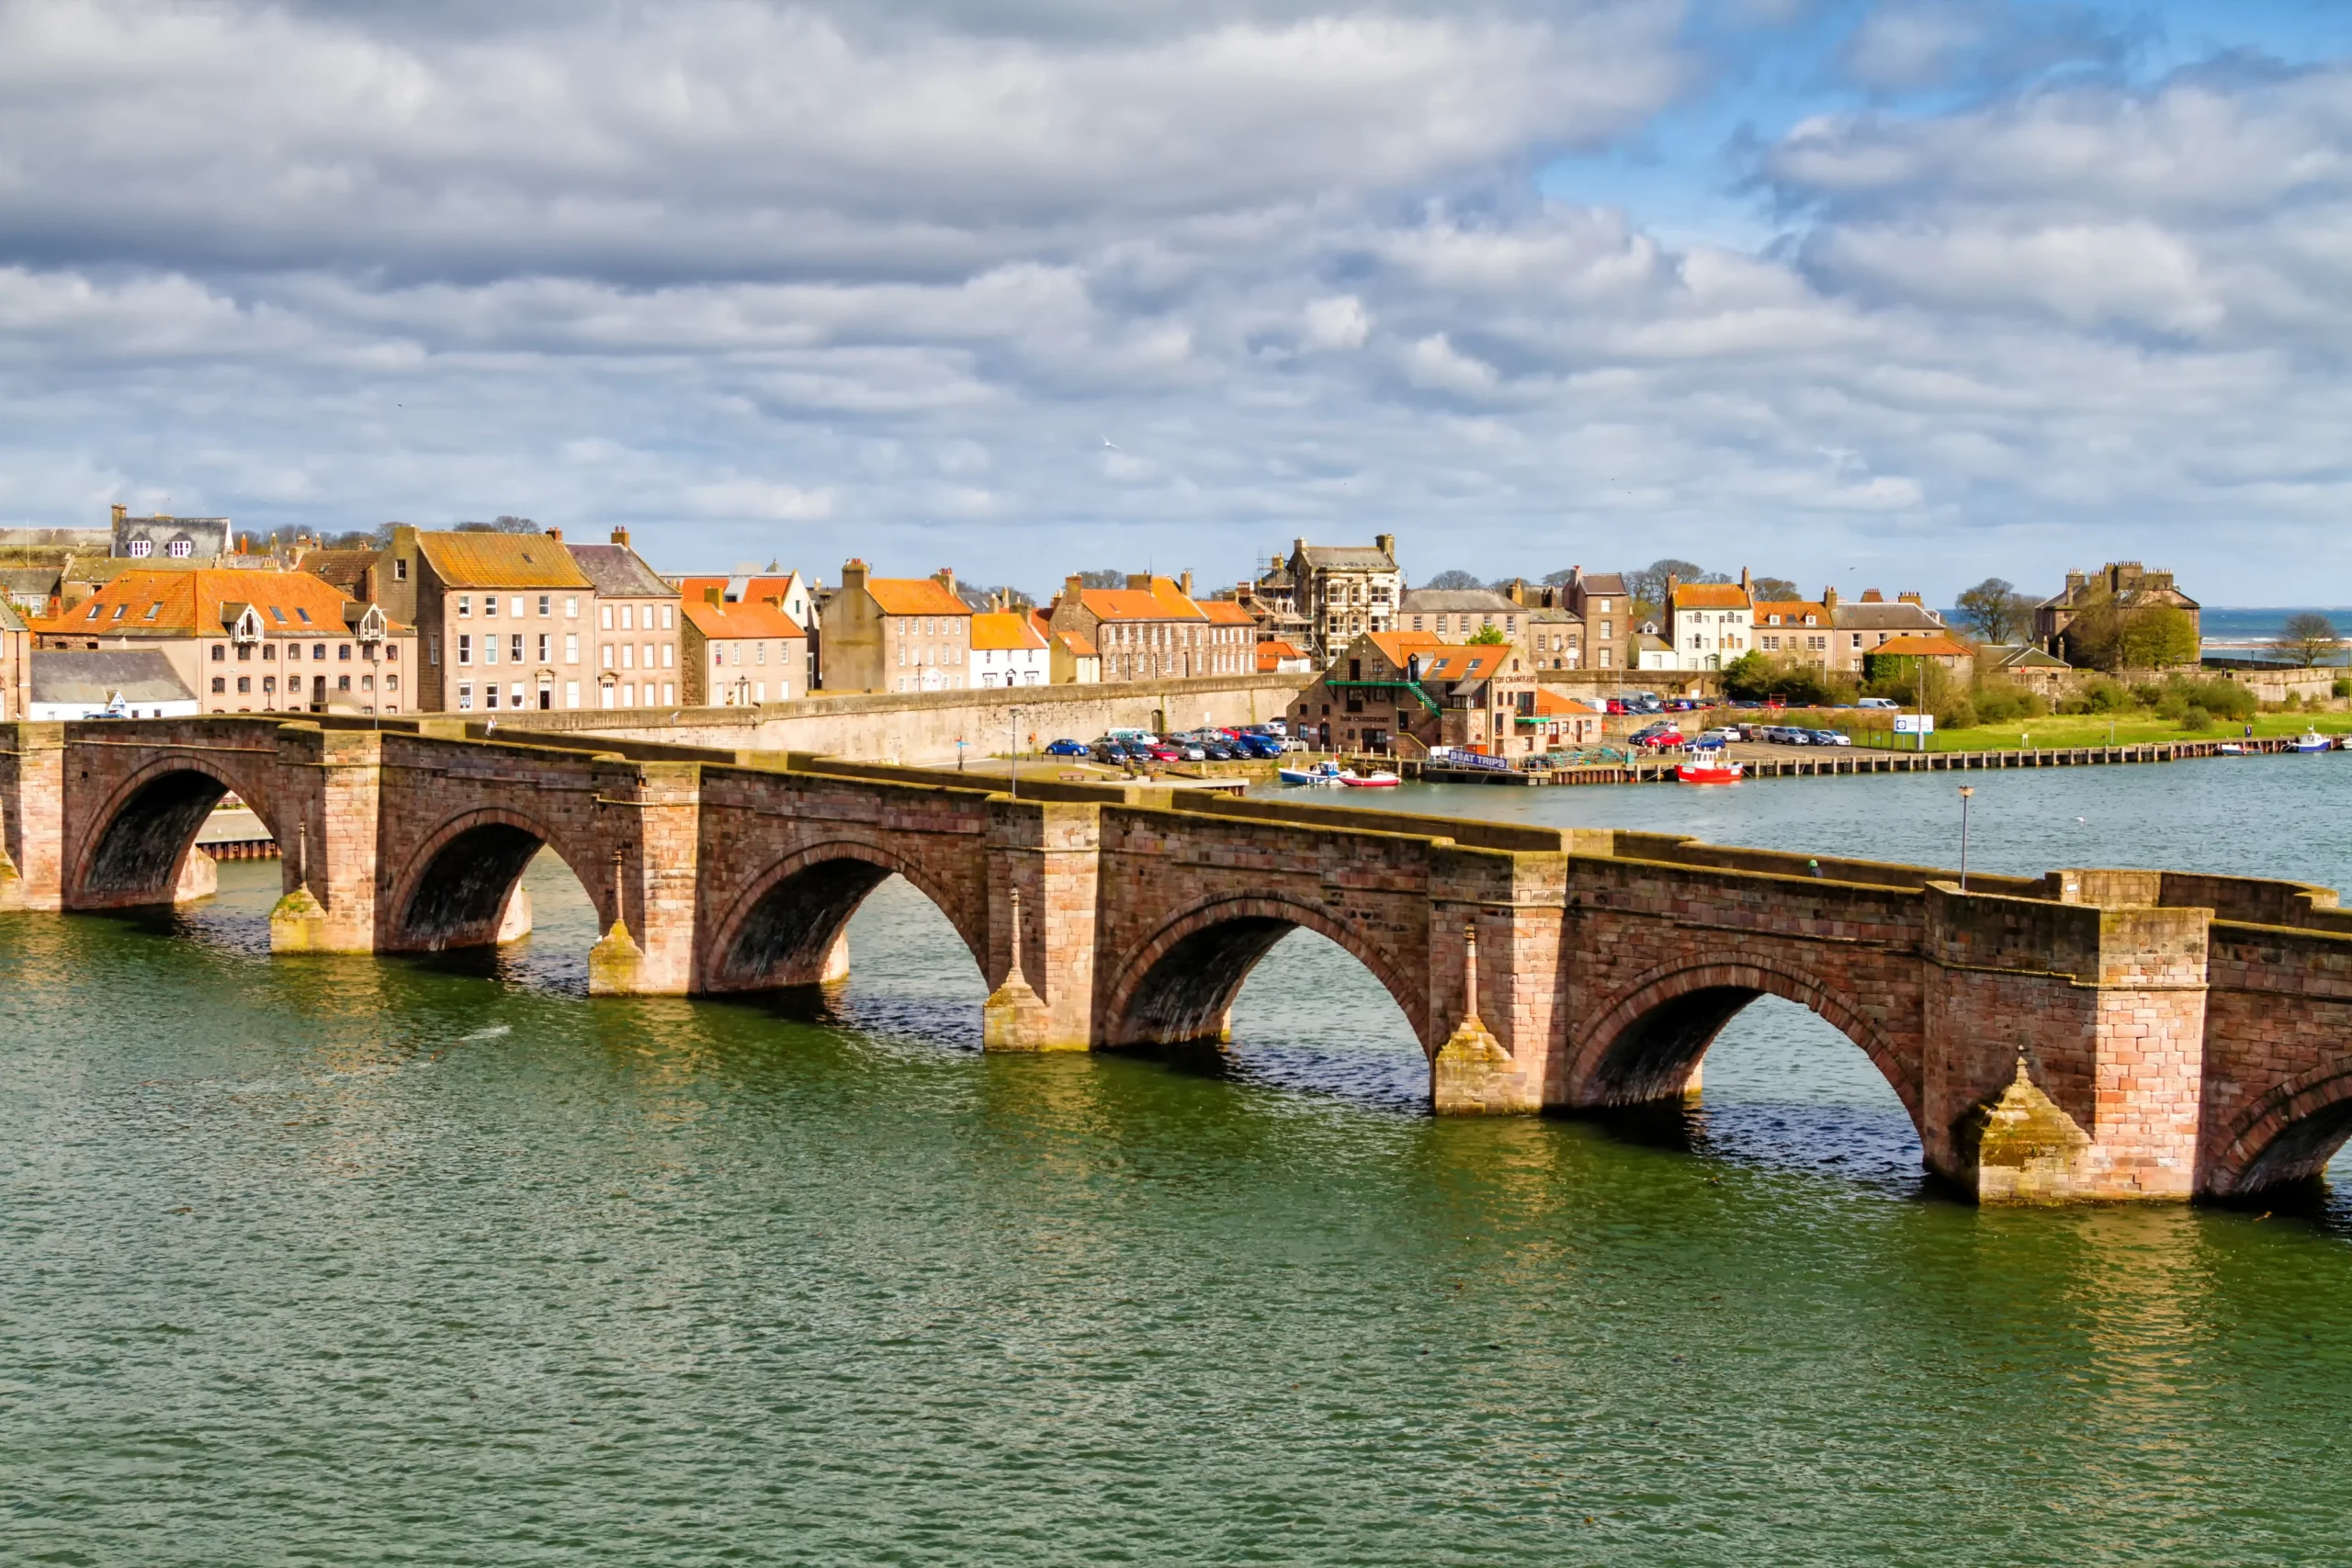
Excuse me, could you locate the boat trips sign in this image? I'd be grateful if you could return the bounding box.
[1894,714,1935,734]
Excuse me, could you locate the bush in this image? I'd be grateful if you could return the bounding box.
[2081,677,2133,713]
[2166,674,2256,722]
[1936,697,1978,732]
[2180,705,2214,733]
[2335,679,2350,699]
[2284,691,2302,711]
[1971,678,2041,726]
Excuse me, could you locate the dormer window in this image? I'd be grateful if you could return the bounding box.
[127,538,153,558]
[167,537,193,559]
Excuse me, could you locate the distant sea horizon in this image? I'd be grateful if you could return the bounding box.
[1935,605,2352,649]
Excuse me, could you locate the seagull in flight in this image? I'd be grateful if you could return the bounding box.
[1102,436,1120,450]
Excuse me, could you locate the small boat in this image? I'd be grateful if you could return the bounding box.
[1278,761,1344,786]
[2294,730,2335,753]
[1677,756,1745,784]
[1338,770,1401,788]
[2217,742,2246,755]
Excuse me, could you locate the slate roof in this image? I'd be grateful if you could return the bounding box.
[1295,544,1396,571]
[1982,643,2071,670]
[299,548,379,597]
[1400,588,1518,614]
[566,542,677,599]
[415,532,591,591]
[1834,602,1944,630]
[1577,572,1630,596]
[31,649,195,705]
[0,599,25,632]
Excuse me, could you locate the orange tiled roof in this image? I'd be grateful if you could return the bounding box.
[865,577,973,617]
[1079,576,1205,623]
[37,568,391,637]
[1414,645,1515,682]
[1871,634,1973,658]
[1199,599,1256,626]
[1363,630,1444,666]
[970,611,1047,651]
[681,597,806,641]
[1056,629,1098,658]
[1256,639,1306,670]
[674,574,798,604]
[1752,600,1831,626]
[1532,688,1603,716]
[1671,582,1751,610]
[414,531,592,590]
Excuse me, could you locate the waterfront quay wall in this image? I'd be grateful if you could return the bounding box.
[489,673,1311,765]
[14,714,2352,1205]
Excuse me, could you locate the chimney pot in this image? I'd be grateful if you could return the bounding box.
[546,526,563,544]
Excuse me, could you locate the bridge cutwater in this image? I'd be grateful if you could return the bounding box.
[5,716,2349,1207]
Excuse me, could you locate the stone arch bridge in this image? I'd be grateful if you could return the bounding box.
[6,715,2352,1206]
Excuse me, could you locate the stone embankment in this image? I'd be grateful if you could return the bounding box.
[1409,735,2312,786]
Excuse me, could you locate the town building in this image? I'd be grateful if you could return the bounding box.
[673,570,821,692]
[2034,562,2201,658]
[1286,536,1402,663]
[1750,593,1836,669]
[1866,633,1975,680]
[1668,572,1754,670]
[1398,587,1525,654]
[1198,599,1258,676]
[31,567,413,715]
[1564,569,1632,668]
[1032,612,1101,684]
[3,568,60,617]
[1228,559,1312,650]
[1978,643,2074,701]
[28,649,198,720]
[1634,629,1676,671]
[1046,573,1210,683]
[971,610,1048,688]
[681,593,808,706]
[1289,631,1539,758]
[109,504,232,561]
[820,561,975,694]
[566,528,683,709]
[388,527,595,714]
[1526,689,1606,749]
[1256,639,1312,673]
[1829,589,1948,671]
[0,600,26,721]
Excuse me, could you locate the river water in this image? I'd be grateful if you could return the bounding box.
[8,755,2352,1563]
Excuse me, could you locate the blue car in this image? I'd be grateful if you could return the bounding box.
[1045,739,1089,757]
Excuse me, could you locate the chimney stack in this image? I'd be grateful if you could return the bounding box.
[705,587,721,604]
[1065,573,1084,600]
[610,526,629,548]
[1180,569,1193,598]
[1507,578,1526,606]
[111,503,127,525]
[1897,592,1923,605]
[933,567,956,596]
[1823,586,1838,610]
[1126,572,1150,592]
[1739,566,1752,594]
[842,558,868,598]
[1374,532,1396,562]
[545,526,564,544]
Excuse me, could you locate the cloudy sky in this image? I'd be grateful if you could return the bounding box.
[3,0,2348,602]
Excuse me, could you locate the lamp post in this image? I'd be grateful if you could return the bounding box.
[1959,784,1975,891]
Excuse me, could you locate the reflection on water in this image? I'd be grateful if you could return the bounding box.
[13,765,2352,1562]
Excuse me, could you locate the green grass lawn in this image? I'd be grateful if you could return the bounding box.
[1804,710,2352,752]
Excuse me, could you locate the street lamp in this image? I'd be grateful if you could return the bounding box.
[1958,784,1975,890]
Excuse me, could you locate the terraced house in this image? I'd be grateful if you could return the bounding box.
[30,567,413,715]
[1046,572,1211,683]
[820,561,974,694]
[566,528,682,709]
[387,526,595,714]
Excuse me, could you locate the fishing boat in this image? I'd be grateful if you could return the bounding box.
[1277,760,1345,786]
[2217,743,2246,755]
[1338,770,1401,788]
[1676,751,1745,784]
[2294,729,2335,753]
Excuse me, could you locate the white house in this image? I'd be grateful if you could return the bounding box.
[30,649,199,720]
[1668,571,1755,671]
[971,610,1048,687]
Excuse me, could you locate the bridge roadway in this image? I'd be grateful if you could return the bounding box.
[5,715,2352,1206]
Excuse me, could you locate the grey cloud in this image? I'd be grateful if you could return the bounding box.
[1838,0,2140,96]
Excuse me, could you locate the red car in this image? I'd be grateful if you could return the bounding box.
[1605,698,1627,715]
[1145,743,1181,761]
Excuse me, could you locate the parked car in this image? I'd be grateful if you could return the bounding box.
[1857,696,1898,710]
[1811,728,1852,747]
[1605,698,1628,715]
[1045,739,1089,757]
[1145,743,1181,762]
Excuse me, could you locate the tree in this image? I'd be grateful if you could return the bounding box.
[1540,568,1578,587]
[322,527,387,550]
[1956,577,2035,644]
[1623,558,1713,612]
[455,514,540,535]
[1464,624,1510,645]
[1421,569,1484,591]
[2116,604,2199,670]
[1074,569,1128,589]
[1750,576,1799,603]
[2276,612,2342,670]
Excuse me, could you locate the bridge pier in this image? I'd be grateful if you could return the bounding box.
[983,799,1099,1050]
[1431,850,1566,1113]
[1924,875,2210,1201]
[587,760,704,996]
[0,723,65,912]
[270,726,383,954]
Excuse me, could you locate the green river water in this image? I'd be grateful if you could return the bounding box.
[8,756,2352,1564]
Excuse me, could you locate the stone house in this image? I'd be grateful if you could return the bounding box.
[1256,639,1312,673]
[1031,612,1100,684]
[1288,631,1539,758]
[32,566,414,716]
[1830,589,1947,671]
[1668,574,1754,670]
[1398,586,1524,650]
[1198,599,1259,676]
[566,529,683,709]
[109,504,232,561]
[1864,633,1976,682]
[388,528,594,714]
[1286,536,1402,662]
[1750,594,1836,669]
[1978,643,2073,701]
[2034,562,2201,662]
[674,570,820,693]
[821,560,975,694]
[971,610,1048,688]
[1046,573,1210,683]
[681,593,808,706]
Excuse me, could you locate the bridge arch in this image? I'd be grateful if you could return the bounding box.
[73,752,286,908]
[1568,958,1921,1124]
[2207,1064,2352,1197]
[701,838,987,993]
[389,806,605,953]
[1100,895,1429,1052]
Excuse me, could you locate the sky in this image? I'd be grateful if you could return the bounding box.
[3,0,2350,604]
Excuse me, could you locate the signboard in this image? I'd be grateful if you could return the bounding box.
[1893,714,1935,735]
